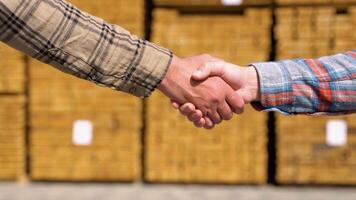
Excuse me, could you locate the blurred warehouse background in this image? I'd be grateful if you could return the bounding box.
[0,0,356,198]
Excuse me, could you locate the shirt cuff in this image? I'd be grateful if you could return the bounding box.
[250,62,294,115]
[118,41,173,98]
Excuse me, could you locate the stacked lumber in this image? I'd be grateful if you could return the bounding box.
[0,43,25,94]
[277,114,356,185]
[29,55,142,181]
[276,6,356,59]
[276,0,356,6]
[0,96,26,180]
[154,0,272,6]
[145,8,271,184]
[68,0,145,37]
[28,0,146,182]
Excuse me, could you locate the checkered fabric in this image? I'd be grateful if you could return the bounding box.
[252,50,356,115]
[0,0,172,98]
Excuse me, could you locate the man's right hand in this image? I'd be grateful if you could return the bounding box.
[157,55,245,129]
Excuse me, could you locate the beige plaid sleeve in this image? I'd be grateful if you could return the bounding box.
[0,0,172,98]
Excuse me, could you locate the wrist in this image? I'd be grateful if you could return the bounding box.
[244,66,260,102]
[157,55,180,92]
[157,55,188,104]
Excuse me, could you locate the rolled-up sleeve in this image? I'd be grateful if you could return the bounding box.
[251,50,356,115]
[0,0,172,98]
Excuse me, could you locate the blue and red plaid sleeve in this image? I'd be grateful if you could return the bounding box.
[251,50,356,115]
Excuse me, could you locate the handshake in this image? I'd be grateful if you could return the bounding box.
[157,54,260,129]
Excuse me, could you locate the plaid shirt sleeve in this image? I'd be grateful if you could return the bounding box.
[251,50,356,115]
[0,0,172,98]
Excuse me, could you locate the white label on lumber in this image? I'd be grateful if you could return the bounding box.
[221,0,243,6]
[72,120,93,146]
[326,120,347,146]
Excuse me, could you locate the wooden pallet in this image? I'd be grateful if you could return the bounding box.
[276,6,356,59]
[27,0,145,181]
[145,8,271,184]
[29,56,142,181]
[276,114,356,185]
[0,43,25,94]
[0,95,26,181]
[154,0,272,6]
[68,0,145,37]
[276,0,356,6]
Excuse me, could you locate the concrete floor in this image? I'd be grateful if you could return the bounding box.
[0,183,355,200]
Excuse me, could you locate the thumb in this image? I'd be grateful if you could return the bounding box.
[192,61,226,81]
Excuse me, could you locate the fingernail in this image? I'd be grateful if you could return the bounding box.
[194,69,203,76]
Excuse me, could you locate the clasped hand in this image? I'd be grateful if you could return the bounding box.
[157,54,260,129]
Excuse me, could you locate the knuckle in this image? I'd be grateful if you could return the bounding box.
[210,96,221,105]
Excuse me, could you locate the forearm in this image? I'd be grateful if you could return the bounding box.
[0,0,172,98]
[250,50,356,115]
